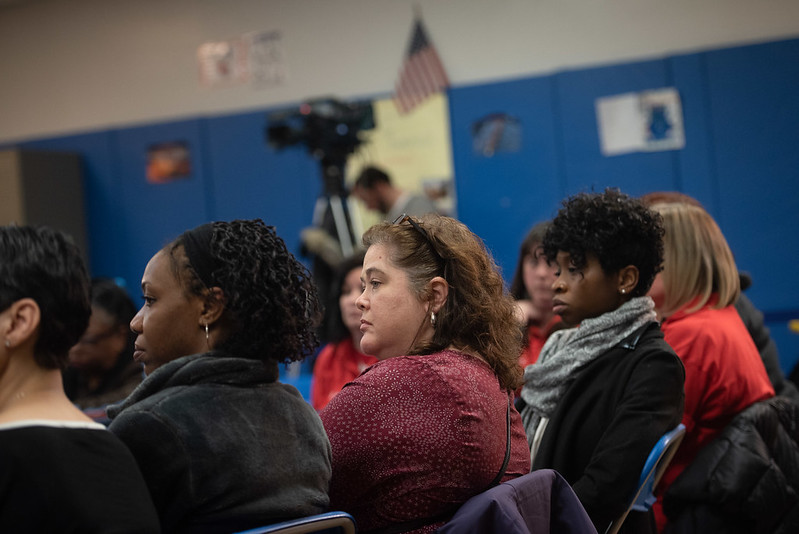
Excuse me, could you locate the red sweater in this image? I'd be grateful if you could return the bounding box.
[320,350,530,533]
[310,338,378,411]
[518,315,562,369]
[654,297,774,530]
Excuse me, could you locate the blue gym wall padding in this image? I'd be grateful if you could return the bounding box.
[16,36,799,374]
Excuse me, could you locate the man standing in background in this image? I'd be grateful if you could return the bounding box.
[352,166,437,221]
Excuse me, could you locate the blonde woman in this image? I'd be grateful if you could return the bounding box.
[647,202,774,531]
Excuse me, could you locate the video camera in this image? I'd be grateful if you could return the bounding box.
[266,97,375,161]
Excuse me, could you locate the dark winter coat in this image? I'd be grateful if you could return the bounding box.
[663,396,799,534]
[108,352,332,534]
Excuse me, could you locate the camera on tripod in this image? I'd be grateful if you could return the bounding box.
[266,97,375,166]
[265,97,375,289]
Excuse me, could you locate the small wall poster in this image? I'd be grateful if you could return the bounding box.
[596,88,685,156]
[197,31,287,88]
[146,142,191,184]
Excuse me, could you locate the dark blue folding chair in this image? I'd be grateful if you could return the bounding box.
[233,511,357,534]
[604,423,686,534]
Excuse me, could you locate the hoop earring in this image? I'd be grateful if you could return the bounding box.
[430,312,437,328]
[4,340,9,348]
[204,322,210,348]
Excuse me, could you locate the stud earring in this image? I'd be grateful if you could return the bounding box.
[620,288,627,294]
[4,340,9,348]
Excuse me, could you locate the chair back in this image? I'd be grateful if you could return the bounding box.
[437,469,598,534]
[234,511,357,534]
[604,423,686,534]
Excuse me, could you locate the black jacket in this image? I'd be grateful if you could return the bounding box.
[108,352,332,534]
[664,396,799,534]
[530,322,685,534]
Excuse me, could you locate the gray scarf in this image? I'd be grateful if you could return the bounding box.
[520,296,657,445]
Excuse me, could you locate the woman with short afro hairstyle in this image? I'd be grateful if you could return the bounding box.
[108,219,331,533]
[519,189,685,534]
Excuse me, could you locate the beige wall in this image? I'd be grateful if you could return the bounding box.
[2,0,799,144]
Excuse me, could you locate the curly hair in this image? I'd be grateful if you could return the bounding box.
[362,214,523,391]
[543,188,665,296]
[0,225,90,369]
[167,219,321,363]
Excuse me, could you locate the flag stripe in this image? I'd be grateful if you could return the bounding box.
[394,18,449,114]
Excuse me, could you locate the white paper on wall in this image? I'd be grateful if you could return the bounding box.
[197,38,249,87]
[596,88,685,156]
[197,30,287,88]
[247,30,288,87]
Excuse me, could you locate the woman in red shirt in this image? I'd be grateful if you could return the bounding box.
[509,221,561,369]
[320,214,530,533]
[311,252,378,410]
[647,202,774,531]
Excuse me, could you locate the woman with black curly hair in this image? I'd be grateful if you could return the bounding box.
[519,189,685,534]
[108,219,331,533]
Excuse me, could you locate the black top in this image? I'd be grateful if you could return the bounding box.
[108,352,332,534]
[531,322,685,534]
[0,421,160,533]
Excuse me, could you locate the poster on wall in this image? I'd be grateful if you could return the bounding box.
[247,30,288,87]
[197,30,287,88]
[346,92,455,228]
[146,142,191,184]
[197,39,249,87]
[595,88,685,156]
[471,113,522,157]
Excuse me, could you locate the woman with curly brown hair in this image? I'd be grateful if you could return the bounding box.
[518,189,685,534]
[320,213,530,534]
[108,219,331,533]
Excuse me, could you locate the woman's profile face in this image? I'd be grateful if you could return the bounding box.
[130,249,207,375]
[339,266,364,339]
[68,307,126,372]
[355,244,431,360]
[551,251,621,327]
[522,245,557,313]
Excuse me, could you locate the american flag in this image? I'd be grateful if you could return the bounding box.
[394,18,450,115]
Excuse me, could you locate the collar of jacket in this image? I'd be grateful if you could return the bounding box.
[107,352,279,417]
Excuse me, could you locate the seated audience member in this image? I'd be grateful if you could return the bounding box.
[519,189,685,534]
[64,277,143,423]
[320,213,531,533]
[311,251,378,411]
[509,220,561,368]
[641,191,799,402]
[645,202,774,531]
[108,219,331,533]
[351,165,437,221]
[0,225,159,533]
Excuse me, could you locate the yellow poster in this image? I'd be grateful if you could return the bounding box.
[347,93,455,233]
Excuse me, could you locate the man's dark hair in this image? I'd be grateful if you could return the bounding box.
[354,166,391,190]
